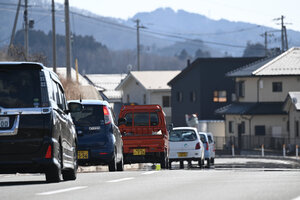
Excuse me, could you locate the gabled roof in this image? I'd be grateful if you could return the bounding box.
[215,102,286,115]
[227,47,300,77]
[283,92,300,111]
[116,70,181,91]
[85,74,126,100]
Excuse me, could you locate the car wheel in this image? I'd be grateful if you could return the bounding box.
[198,159,203,169]
[45,143,62,183]
[108,149,117,172]
[187,161,192,168]
[168,160,172,169]
[206,158,211,168]
[62,142,78,181]
[179,161,184,169]
[160,151,168,169]
[117,155,124,171]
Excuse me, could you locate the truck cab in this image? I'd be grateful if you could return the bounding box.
[118,105,169,168]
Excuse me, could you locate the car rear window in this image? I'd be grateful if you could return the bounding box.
[207,135,213,143]
[170,129,197,142]
[0,66,41,108]
[199,134,207,143]
[70,105,104,126]
[124,112,159,126]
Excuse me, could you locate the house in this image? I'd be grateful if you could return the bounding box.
[115,70,181,124]
[283,92,300,145]
[168,57,262,127]
[84,74,126,116]
[216,47,300,150]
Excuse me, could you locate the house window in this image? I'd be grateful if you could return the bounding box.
[162,96,171,107]
[213,90,227,102]
[190,91,196,102]
[255,125,266,136]
[296,121,299,137]
[127,94,130,103]
[236,81,245,97]
[229,121,234,133]
[177,92,183,102]
[143,94,146,104]
[272,82,282,92]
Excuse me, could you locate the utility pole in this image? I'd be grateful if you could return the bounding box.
[8,0,21,54]
[52,0,57,73]
[281,15,284,52]
[264,32,268,56]
[24,0,29,59]
[64,0,71,80]
[135,19,146,71]
[284,26,288,50]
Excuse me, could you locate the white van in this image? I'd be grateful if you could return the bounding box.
[198,132,215,167]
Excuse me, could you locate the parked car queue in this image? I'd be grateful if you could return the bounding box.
[0,62,215,183]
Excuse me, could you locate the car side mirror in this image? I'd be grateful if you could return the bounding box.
[68,102,83,113]
[168,123,174,131]
[118,118,126,126]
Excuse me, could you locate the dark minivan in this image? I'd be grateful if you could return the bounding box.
[69,100,124,171]
[0,62,80,182]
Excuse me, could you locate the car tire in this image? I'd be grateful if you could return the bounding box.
[108,149,117,172]
[62,143,78,181]
[45,143,62,183]
[168,161,172,169]
[160,151,168,169]
[179,161,184,169]
[206,158,211,168]
[117,155,124,171]
[198,159,203,169]
[188,161,192,168]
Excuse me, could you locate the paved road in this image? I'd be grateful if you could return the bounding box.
[0,158,300,200]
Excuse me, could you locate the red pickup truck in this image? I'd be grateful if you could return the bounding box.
[118,105,169,168]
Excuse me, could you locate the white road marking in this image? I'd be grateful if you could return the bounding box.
[36,186,87,196]
[291,196,300,200]
[142,171,159,175]
[107,177,134,183]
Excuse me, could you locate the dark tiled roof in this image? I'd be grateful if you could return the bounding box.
[215,102,287,115]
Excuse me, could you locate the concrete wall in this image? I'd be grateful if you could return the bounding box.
[198,120,225,137]
[236,76,300,103]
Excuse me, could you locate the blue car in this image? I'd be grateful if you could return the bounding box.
[68,100,124,171]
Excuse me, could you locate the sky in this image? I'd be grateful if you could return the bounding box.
[55,0,300,31]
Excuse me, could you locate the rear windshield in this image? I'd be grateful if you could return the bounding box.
[124,112,159,126]
[0,66,41,108]
[169,129,197,142]
[199,134,207,143]
[70,105,104,126]
[207,135,213,143]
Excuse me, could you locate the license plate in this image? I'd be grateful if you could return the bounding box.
[78,151,89,159]
[177,152,188,157]
[133,149,146,156]
[0,117,9,128]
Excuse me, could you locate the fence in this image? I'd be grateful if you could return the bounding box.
[214,136,300,154]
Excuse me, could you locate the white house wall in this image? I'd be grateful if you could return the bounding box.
[236,77,300,103]
[121,77,147,105]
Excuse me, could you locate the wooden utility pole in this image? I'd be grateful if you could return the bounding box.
[9,0,21,53]
[64,0,71,80]
[135,19,146,71]
[52,0,57,73]
[24,0,29,59]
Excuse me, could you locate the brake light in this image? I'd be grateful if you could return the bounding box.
[99,152,108,155]
[103,106,111,125]
[206,142,209,151]
[45,145,52,159]
[195,142,200,150]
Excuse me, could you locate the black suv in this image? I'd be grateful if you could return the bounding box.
[69,100,124,171]
[0,62,80,182]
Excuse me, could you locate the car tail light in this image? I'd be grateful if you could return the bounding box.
[195,142,201,150]
[206,142,209,151]
[99,152,108,155]
[103,106,111,125]
[45,145,52,159]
